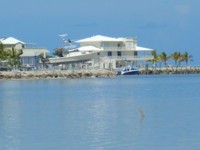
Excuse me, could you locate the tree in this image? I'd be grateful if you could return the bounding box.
[159,52,168,68]
[177,52,184,67]
[0,43,4,52]
[7,48,22,70]
[151,50,158,69]
[156,55,163,69]
[182,52,193,66]
[0,43,5,60]
[170,52,180,67]
[53,48,64,57]
[0,44,10,61]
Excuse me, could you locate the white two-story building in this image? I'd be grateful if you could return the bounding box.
[49,35,154,70]
[0,37,49,70]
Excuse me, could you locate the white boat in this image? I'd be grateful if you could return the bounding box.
[117,67,139,75]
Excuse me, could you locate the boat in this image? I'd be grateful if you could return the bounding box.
[117,67,139,75]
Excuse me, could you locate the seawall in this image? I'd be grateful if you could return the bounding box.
[1,67,200,80]
[0,70,116,80]
[139,67,200,75]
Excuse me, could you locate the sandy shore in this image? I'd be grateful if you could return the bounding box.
[0,70,116,80]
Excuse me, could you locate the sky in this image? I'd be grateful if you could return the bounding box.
[1,0,200,64]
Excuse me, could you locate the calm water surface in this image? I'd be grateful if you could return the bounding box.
[0,75,200,150]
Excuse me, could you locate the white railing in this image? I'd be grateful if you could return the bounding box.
[49,57,80,63]
[100,55,154,61]
[101,46,135,51]
[49,55,154,64]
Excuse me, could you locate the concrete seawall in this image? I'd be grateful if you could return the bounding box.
[0,70,116,80]
[139,67,200,75]
[1,67,200,80]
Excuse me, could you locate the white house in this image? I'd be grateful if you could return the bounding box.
[49,35,154,70]
[0,37,25,50]
[0,37,49,70]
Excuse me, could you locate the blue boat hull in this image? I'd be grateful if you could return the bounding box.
[121,70,139,75]
[117,70,139,75]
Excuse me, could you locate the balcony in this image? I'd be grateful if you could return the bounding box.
[100,55,154,61]
[101,46,135,51]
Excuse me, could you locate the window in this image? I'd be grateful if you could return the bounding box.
[97,52,100,56]
[117,51,121,56]
[134,51,138,56]
[108,51,112,56]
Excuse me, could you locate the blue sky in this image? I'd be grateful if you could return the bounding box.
[1,0,199,64]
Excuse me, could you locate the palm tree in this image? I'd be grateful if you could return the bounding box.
[0,43,5,60]
[177,52,185,67]
[0,43,4,52]
[0,44,10,63]
[182,52,192,66]
[170,51,181,67]
[7,48,22,70]
[159,52,168,68]
[156,55,163,69]
[151,50,158,69]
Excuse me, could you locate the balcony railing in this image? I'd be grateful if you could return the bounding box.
[49,55,154,64]
[100,55,154,61]
[101,46,135,51]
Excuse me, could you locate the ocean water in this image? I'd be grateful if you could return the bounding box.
[0,75,200,150]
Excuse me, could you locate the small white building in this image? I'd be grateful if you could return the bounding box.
[49,35,154,70]
[0,37,25,50]
[0,37,49,70]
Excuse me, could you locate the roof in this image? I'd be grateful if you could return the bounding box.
[0,37,25,45]
[135,46,154,51]
[76,35,121,43]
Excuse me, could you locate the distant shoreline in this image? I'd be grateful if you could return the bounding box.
[0,67,200,80]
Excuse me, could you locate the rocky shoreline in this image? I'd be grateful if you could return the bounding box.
[139,67,200,75]
[1,67,200,80]
[0,70,116,80]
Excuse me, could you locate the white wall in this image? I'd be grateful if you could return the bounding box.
[80,42,101,48]
[15,43,24,49]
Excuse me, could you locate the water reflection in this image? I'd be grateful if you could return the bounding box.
[87,99,109,150]
[86,98,146,149]
[0,82,21,150]
[1,76,199,149]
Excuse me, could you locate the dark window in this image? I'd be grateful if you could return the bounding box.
[134,51,137,56]
[117,51,121,56]
[97,52,100,56]
[108,51,112,56]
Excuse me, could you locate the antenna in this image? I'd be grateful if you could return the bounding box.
[58,33,77,52]
[59,34,68,37]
